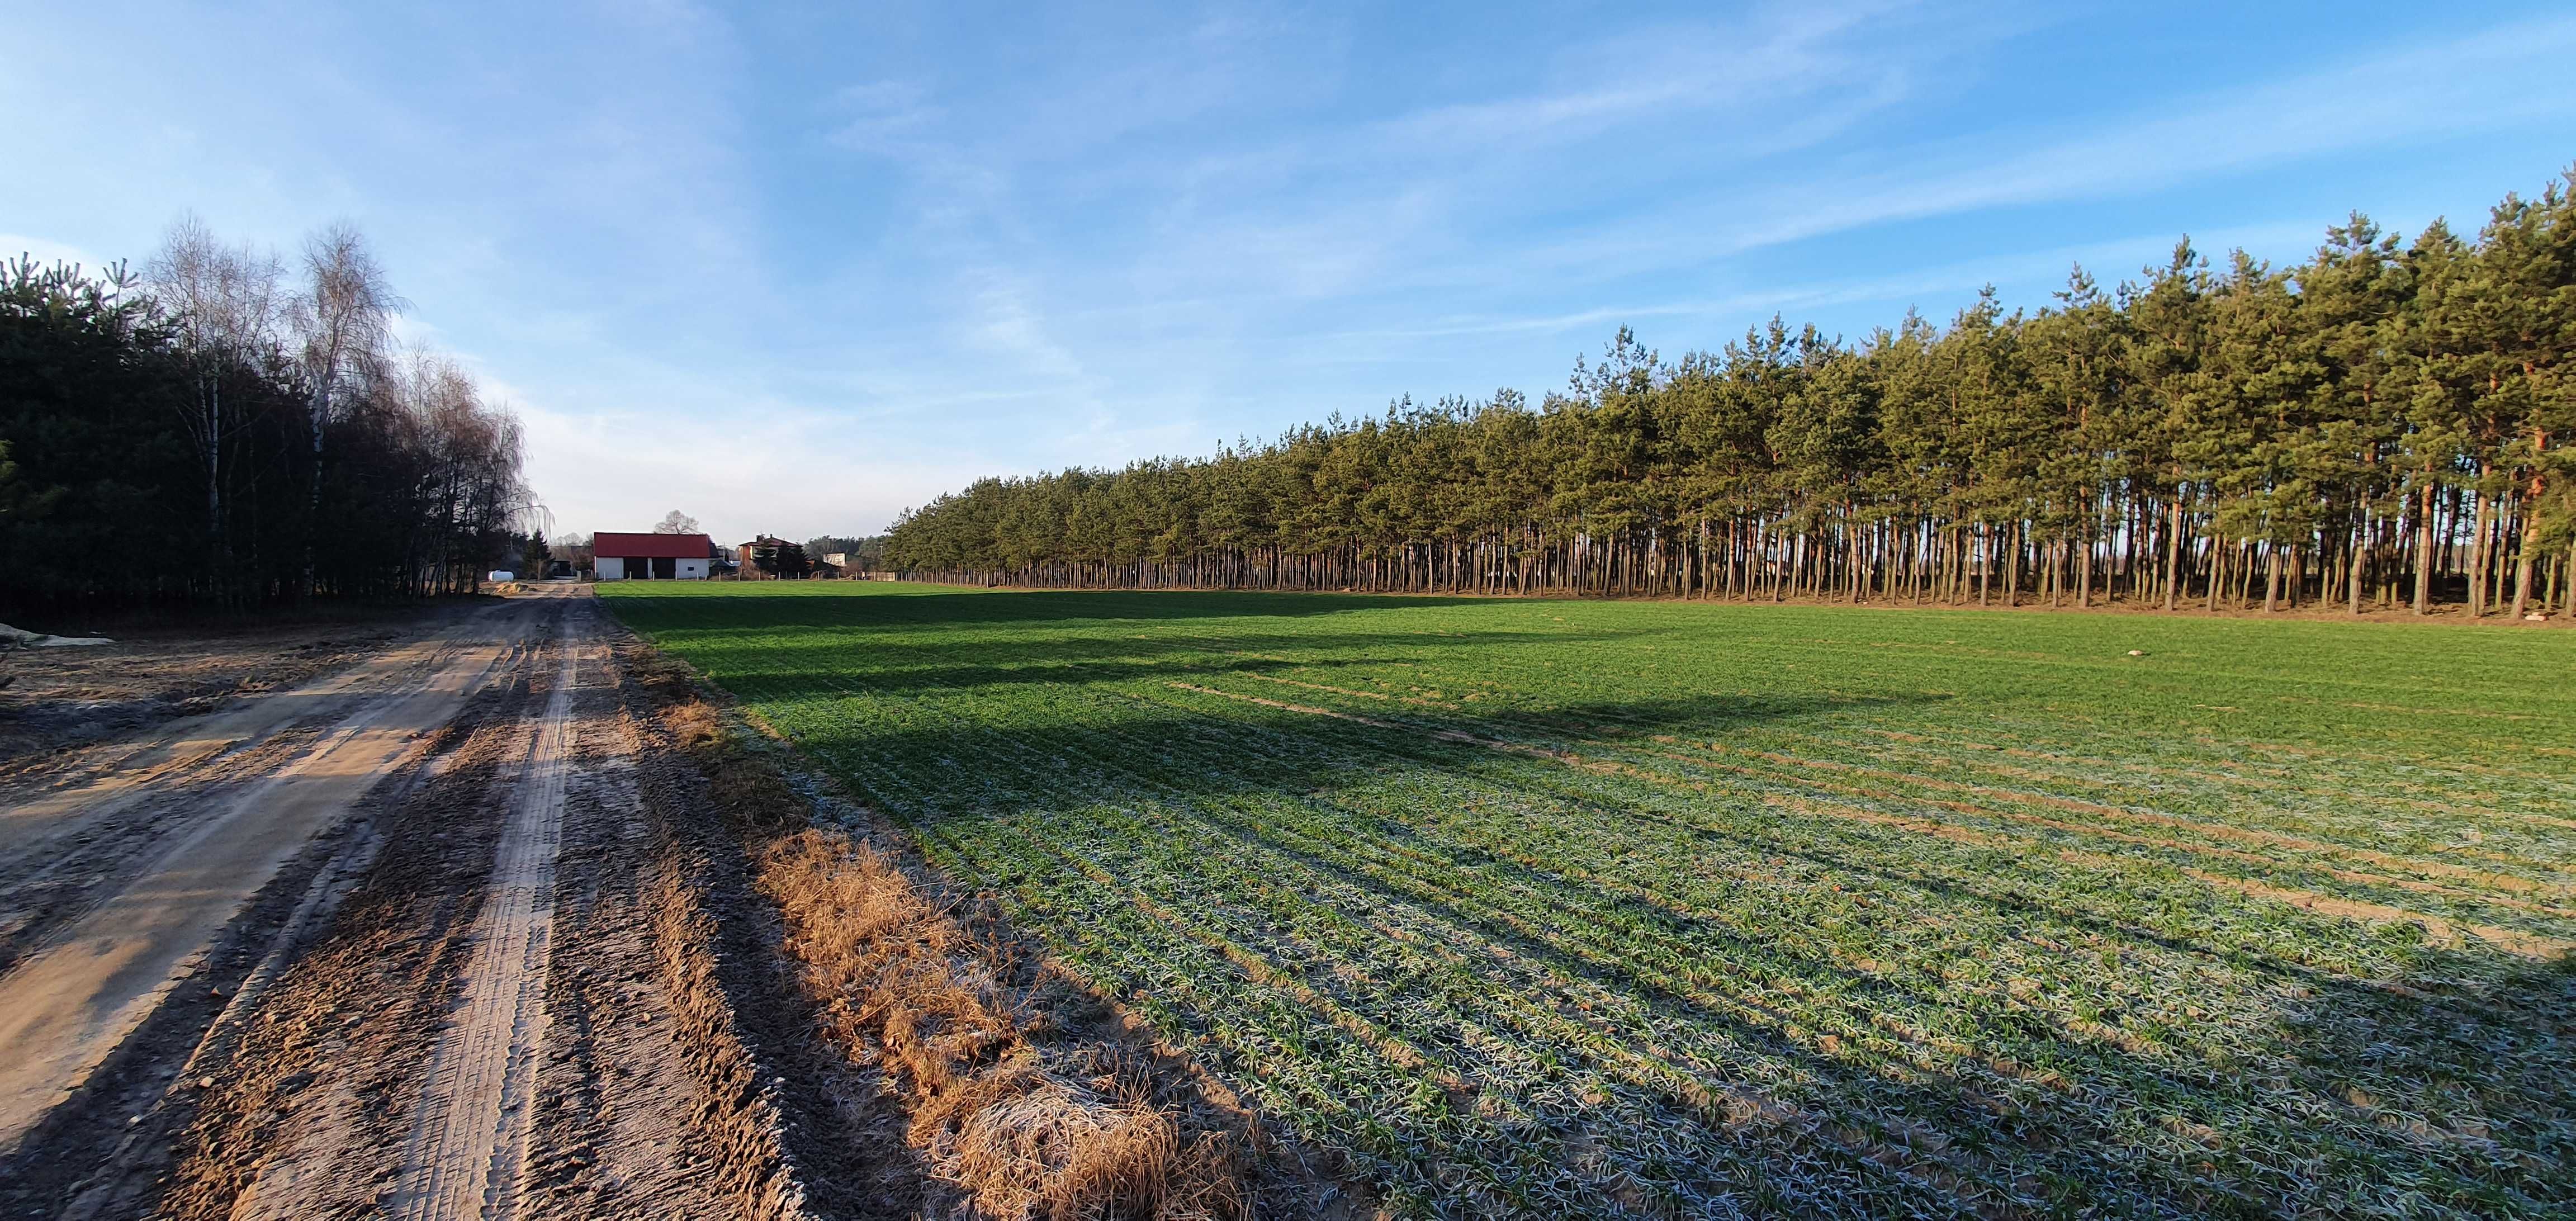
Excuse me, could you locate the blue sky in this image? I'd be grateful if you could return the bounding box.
[5,1,2572,543]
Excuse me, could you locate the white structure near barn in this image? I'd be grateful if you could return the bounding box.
[591,531,714,580]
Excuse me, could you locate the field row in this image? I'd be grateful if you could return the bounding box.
[605,584,2576,1218]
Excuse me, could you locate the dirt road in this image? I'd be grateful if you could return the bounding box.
[0,586,1330,1220]
[0,587,835,1219]
[386,607,578,1221]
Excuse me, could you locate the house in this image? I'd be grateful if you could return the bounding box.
[735,536,811,579]
[593,531,714,580]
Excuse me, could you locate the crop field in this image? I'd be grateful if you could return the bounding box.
[600,582,2576,1219]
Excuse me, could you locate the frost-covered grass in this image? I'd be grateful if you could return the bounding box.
[603,582,2576,1219]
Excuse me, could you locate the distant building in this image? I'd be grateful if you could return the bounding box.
[593,532,714,580]
[735,536,812,579]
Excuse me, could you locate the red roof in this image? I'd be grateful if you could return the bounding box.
[594,531,713,559]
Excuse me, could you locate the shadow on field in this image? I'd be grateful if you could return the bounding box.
[632,588,2576,1214]
[613,588,1499,632]
[2275,952,2575,1169]
[625,589,1600,701]
[789,689,2576,1214]
[709,628,1604,700]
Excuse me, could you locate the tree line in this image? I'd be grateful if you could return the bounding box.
[806,534,888,572]
[0,217,533,616]
[885,169,2575,619]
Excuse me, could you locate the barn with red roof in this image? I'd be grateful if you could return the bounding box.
[591,531,714,580]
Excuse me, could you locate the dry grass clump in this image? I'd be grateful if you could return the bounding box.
[759,826,1243,1220]
[951,1080,1178,1218]
[627,642,1300,1219]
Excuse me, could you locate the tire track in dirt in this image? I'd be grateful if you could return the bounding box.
[132,674,549,1221]
[0,674,530,1220]
[7,589,1016,1220]
[73,591,849,1221]
[0,607,541,1154]
[0,609,513,875]
[0,608,539,982]
[387,614,576,1221]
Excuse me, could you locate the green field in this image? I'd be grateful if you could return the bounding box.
[600,582,2576,1218]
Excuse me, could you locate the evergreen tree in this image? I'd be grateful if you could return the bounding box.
[880,168,2576,624]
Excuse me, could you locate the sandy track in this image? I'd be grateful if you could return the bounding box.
[0,613,512,979]
[0,586,1342,1218]
[0,587,829,1215]
[389,613,576,1220]
[0,602,539,1151]
[0,586,836,1221]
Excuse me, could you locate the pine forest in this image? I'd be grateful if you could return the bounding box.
[0,219,533,615]
[888,171,2576,619]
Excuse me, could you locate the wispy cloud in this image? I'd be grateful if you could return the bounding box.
[7,2,2561,534]
[825,79,941,154]
[1311,218,2334,351]
[1685,14,2576,261]
[1371,2,1902,152]
[964,266,1088,381]
[0,234,103,273]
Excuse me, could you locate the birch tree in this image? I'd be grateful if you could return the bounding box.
[148,214,281,582]
[288,222,397,595]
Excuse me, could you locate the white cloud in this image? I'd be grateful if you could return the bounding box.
[1372,3,1895,153]
[1698,15,2576,260]
[11,1,2563,541]
[964,267,1088,380]
[0,234,105,274]
[517,399,977,543]
[825,79,941,153]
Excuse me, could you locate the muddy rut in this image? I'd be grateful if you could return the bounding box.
[0,589,836,1219]
[389,614,577,1220]
[2,586,1336,1219]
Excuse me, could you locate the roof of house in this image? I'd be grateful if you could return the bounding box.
[593,531,714,559]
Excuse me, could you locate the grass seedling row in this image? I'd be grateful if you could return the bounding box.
[605,582,2575,1219]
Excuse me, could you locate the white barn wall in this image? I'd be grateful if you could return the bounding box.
[594,556,706,580]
